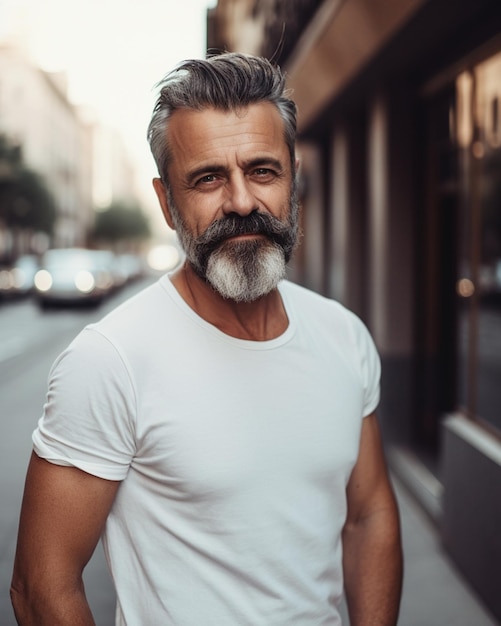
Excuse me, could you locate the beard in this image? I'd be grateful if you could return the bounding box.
[167,181,300,302]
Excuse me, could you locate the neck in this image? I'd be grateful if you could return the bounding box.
[170,262,288,341]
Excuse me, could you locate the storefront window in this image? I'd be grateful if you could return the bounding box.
[456,51,501,433]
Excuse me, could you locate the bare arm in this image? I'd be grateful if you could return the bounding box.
[11,452,120,625]
[342,413,403,626]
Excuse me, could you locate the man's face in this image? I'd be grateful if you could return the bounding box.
[154,102,299,302]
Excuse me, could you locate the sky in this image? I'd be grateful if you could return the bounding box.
[0,0,216,225]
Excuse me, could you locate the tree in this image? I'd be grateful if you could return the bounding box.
[0,135,56,234]
[90,201,151,247]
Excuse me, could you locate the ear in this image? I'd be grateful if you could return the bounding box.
[152,178,175,230]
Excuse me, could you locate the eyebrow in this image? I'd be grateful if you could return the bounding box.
[244,157,285,171]
[185,157,286,186]
[185,164,228,186]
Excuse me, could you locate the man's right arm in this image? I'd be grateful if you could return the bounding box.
[11,452,120,625]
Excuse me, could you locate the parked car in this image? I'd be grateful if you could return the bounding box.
[0,254,39,300]
[0,266,13,300]
[114,253,144,285]
[34,248,115,308]
[12,254,39,294]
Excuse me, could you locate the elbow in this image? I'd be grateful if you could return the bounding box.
[11,567,91,625]
[10,576,33,625]
[10,569,54,624]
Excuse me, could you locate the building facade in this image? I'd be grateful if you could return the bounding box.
[208,0,501,620]
[92,122,140,210]
[0,44,142,260]
[0,45,94,253]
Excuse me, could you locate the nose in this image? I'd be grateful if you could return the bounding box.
[222,173,258,216]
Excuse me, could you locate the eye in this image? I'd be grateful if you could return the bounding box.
[197,174,218,185]
[251,167,277,181]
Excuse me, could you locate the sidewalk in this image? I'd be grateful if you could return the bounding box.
[390,477,498,626]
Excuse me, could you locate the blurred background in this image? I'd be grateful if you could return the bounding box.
[1,0,501,624]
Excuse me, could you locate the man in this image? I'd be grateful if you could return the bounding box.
[11,52,402,625]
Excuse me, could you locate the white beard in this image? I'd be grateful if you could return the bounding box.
[206,238,286,302]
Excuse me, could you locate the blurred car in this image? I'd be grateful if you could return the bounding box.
[146,244,182,274]
[90,250,121,291]
[0,254,39,299]
[11,254,39,294]
[0,266,13,300]
[33,248,115,308]
[114,253,144,285]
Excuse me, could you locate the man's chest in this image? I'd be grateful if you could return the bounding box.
[130,344,364,504]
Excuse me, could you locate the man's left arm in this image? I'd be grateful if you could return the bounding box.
[342,412,403,626]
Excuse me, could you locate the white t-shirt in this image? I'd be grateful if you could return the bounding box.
[33,275,380,626]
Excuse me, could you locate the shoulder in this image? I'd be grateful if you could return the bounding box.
[92,276,168,337]
[280,280,368,333]
[280,280,380,371]
[280,279,339,311]
[48,277,170,383]
[281,281,380,412]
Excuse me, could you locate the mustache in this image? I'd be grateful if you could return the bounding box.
[192,211,297,268]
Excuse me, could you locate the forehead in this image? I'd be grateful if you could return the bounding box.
[166,102,290,173]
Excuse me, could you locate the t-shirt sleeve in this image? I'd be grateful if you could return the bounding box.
[32,327,136,481]
[348,312,381,417]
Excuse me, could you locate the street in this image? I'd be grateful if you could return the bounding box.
[0,278,156,625]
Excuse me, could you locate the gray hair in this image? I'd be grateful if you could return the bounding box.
[147,52,297,184]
